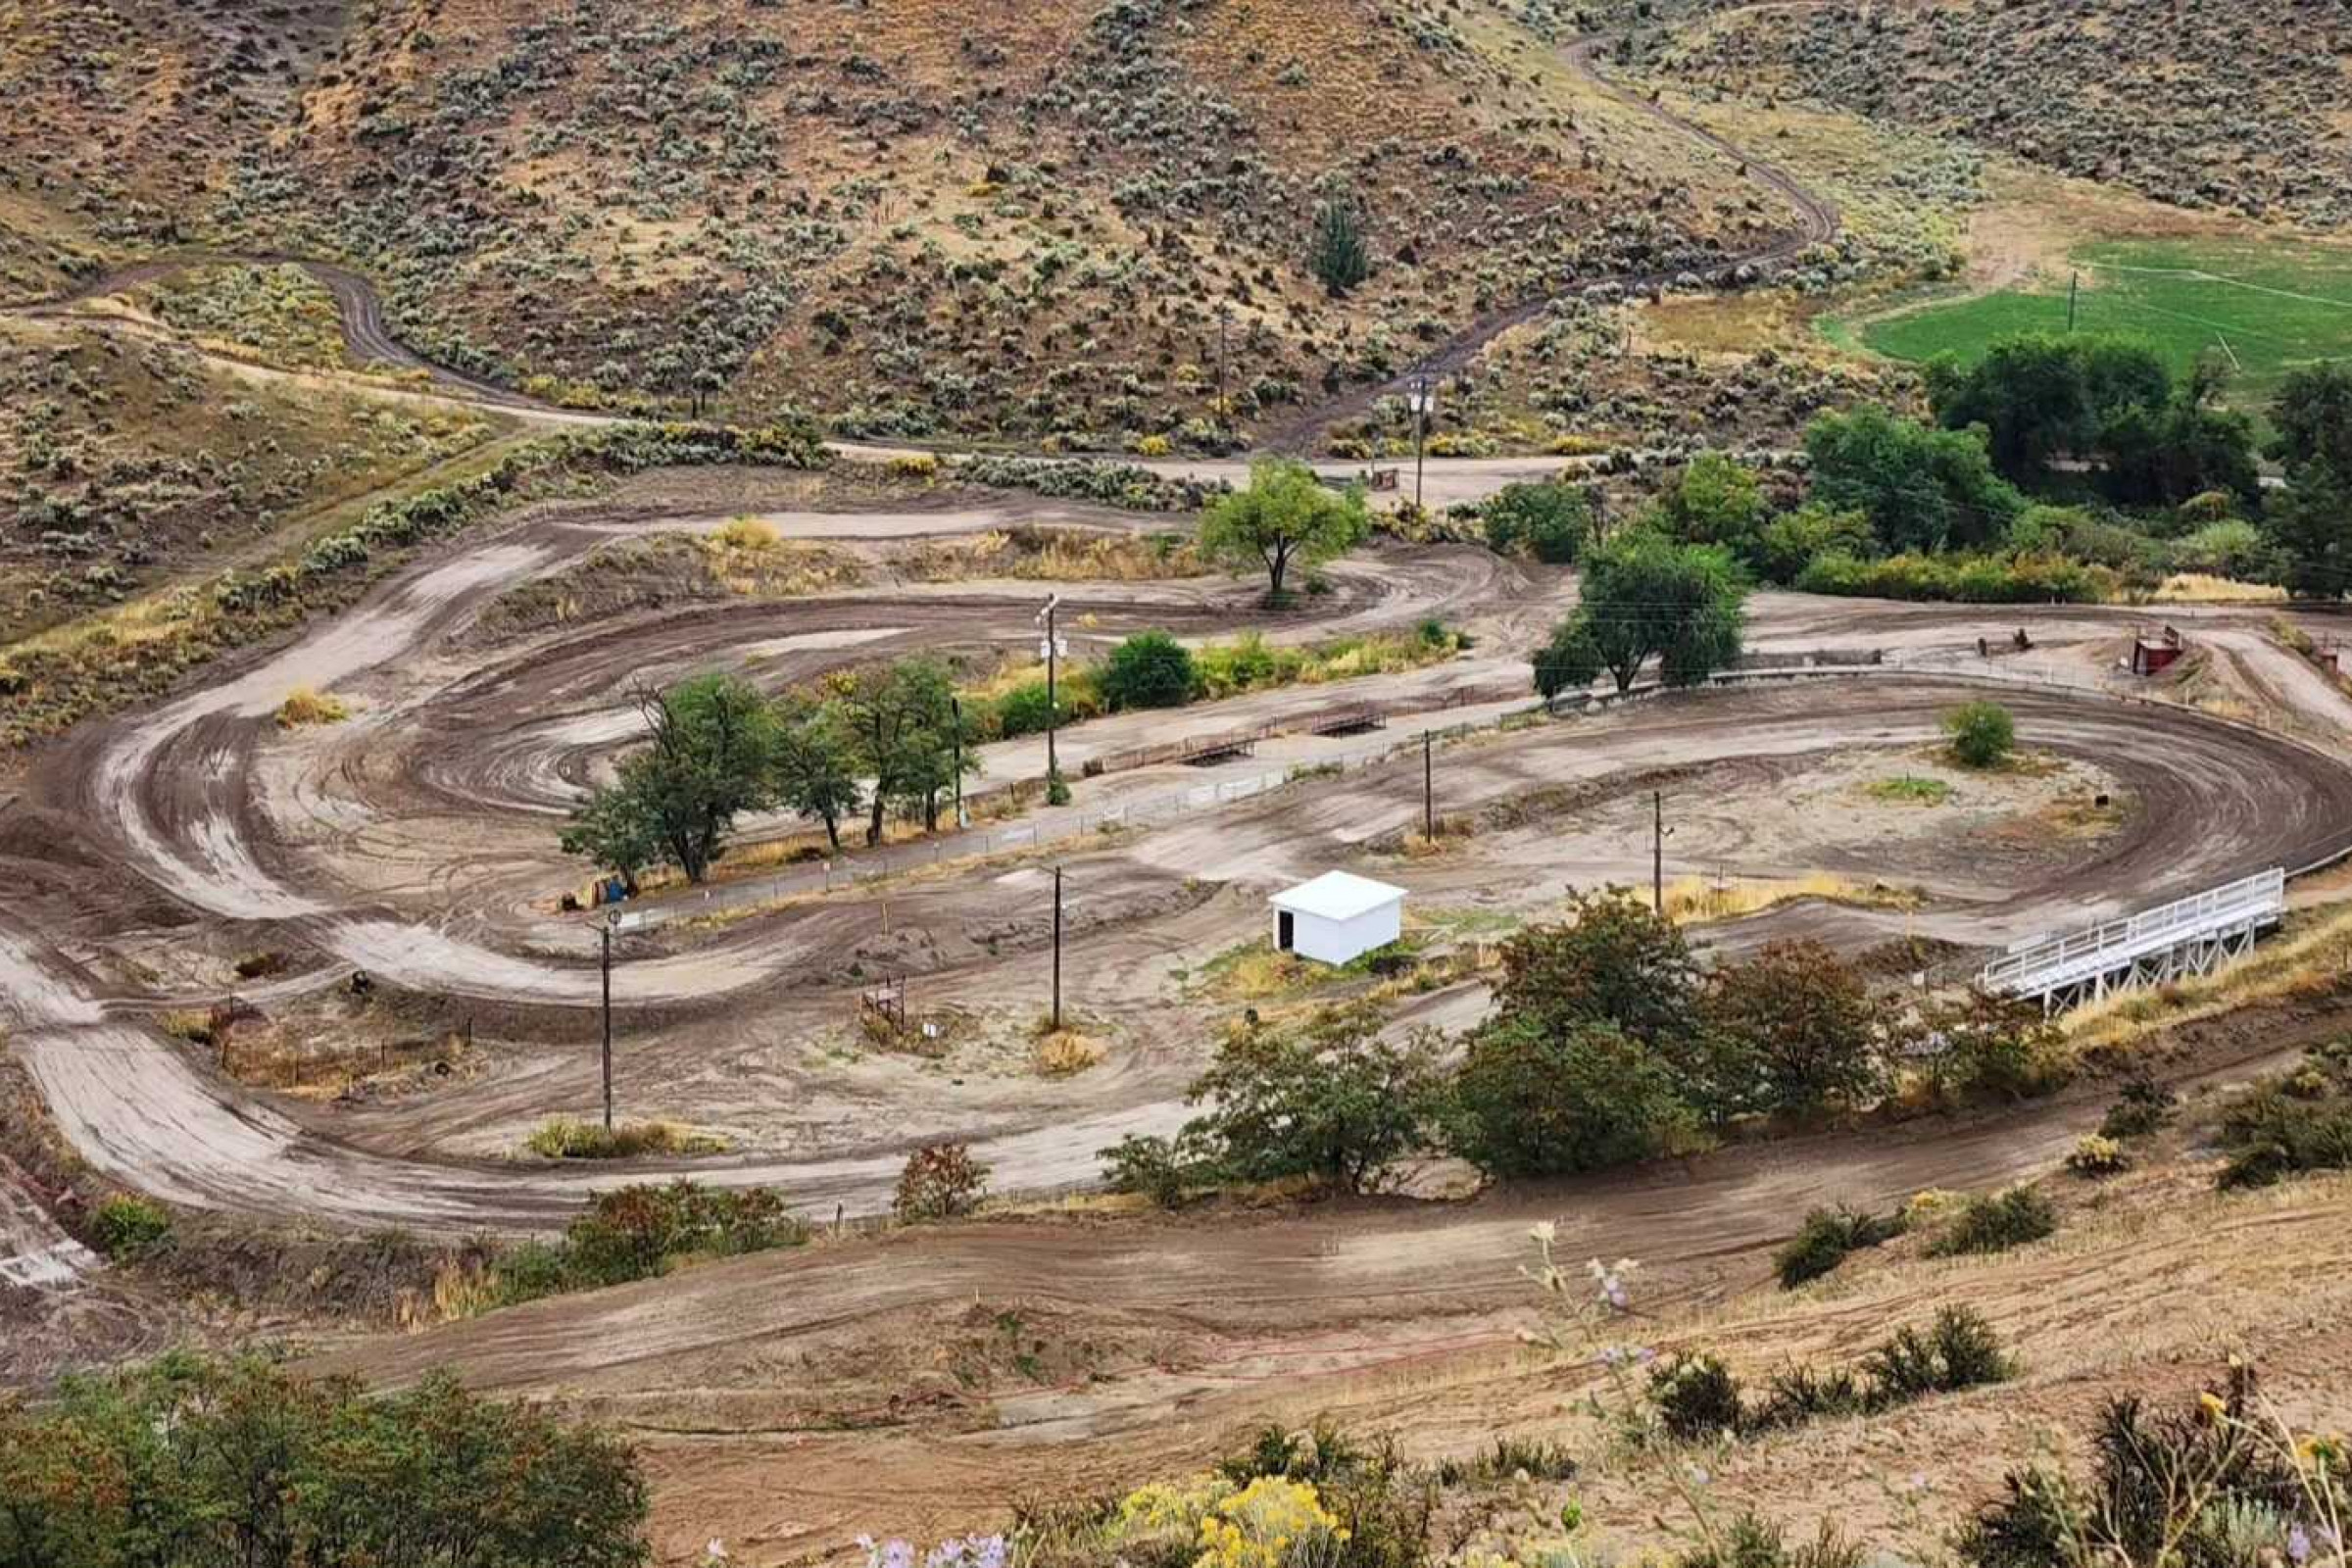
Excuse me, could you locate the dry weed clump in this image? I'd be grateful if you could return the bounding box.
[1034,1027,1107,1077]
[522,1117,726,1159]
[2152,572,2285,605]
[276,685,350,727]
[1661,872,1915,924]
[895,525,1199,584]
[708,514,781,551]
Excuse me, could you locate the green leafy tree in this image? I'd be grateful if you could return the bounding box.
[0,1353,650,1568]
[1703,941,1885,1112]
[1482,480,1593,564]
[1943,700,2016,768]
[1450,1016,1694,1177]
[1804,404,2025,553]
[1493,889,1702,1051]
[1100,1003,1446,1196]
[772,696,862,851]
[1655,452,1769,556]
[2266,470,2352,600]
[1098,630,1199,710]
[2093,355,2260,507]
[827,658,976,839]
[1926,334,2095,482]
[2274,362,2352,482]
[1532,528,1745,696]
[561,673,780,884]
[1307,195,1371,295]
[1751,501,1875,584]
[1200,456,1370,604]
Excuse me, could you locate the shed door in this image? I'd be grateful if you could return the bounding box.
[1277,910,1295,952]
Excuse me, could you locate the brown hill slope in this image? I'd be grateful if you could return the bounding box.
[233,0,1777,441]
[1647,0,2352,228]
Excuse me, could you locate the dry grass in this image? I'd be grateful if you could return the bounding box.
[522,1117,728,1159]
[1663,872,1919,924]
[1199,941,1333,1003]
[276,686,350,728]
[709,514,781,552]
[893,526,1200,584]
[2152,573,2286,605]
[2066,903,2352,1051]
[1034,1028,1108,1077]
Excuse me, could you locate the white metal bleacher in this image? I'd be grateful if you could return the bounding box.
[1979,867,2285,1012]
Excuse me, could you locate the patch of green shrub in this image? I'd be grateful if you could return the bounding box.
[1676,1516,1866,1568]
[1927,1187,2057,1257]
[1775,1204,1906,1289]
[1958,1364,2304,1568]
[90,1194,172,1259]
[1943,701,2017,767]
[893,1142,992,1222]
[1480,480,1592,564]
[487,1180,804,1306]
[1649,1351,1747,1442]
[0,1353,648,1564]
[2216,1049,2352,1189]
[2097,1070,2179,1140]
[1794,549,2111,604]
[1649,1308,2014,1444]
[1098,630,1199,710]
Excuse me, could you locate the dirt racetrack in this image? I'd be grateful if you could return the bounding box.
[2,452,2350,1257]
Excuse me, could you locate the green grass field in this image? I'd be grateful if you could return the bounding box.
[1842,237,2352,415]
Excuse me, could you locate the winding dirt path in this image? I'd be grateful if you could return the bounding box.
[1258,32,1840,449]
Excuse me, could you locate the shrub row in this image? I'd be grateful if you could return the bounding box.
[1648,1306,2012,1442]
[953,454,1229,513]
[1793,549,2113,605]
[486,1179,804,1307]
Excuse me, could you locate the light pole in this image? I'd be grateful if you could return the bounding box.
[1409,374,1433,514]
[1036,594,1067,803]
[951,694,966,830]
[1052,864,1064,1033]
[600,907,619,1131]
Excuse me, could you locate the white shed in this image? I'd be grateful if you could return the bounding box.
[1270,871,1407,966]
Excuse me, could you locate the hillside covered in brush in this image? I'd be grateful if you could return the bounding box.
[5,0,1798,443]
[1642,0,2352,226]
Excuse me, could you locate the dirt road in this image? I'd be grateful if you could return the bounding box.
[1258,32,1840,449]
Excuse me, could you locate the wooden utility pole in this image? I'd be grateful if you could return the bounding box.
[600,915,616,1131]
[1423,730,1435,842]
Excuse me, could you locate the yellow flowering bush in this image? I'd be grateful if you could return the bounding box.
[1196,1477,1344,1568]
[1114,1474,1235,1542]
